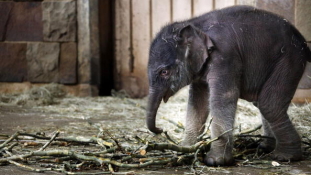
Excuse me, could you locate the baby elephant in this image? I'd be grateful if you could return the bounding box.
[146,6,311,166]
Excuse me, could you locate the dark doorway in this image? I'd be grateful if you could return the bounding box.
[98,0,114,96]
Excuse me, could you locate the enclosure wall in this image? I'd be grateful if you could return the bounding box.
[0,0,100,96]
[113,0,311,102]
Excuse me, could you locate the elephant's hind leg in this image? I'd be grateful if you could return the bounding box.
[257,58,304,161]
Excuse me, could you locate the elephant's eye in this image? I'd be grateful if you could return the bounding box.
[160,69,169,76]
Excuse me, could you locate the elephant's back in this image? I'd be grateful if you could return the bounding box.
[191,6,310,63]
[192,6,311,101]
[199,6,310,61]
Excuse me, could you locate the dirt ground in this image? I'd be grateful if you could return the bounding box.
[1,85,311,174]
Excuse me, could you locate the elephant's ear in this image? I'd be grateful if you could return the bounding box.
[203,32,214,54]
[178,25,214,72]
[177,25,195,44]
[178,25,214,55]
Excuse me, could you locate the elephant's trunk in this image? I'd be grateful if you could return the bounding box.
[146,88,164,134]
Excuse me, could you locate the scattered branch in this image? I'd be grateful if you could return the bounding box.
[0,124,306,174]
[197,118,213,141]
[235,125,262,136]
[18,132,98,144]
[38,131,60,151]
[236,134,274,140]
[163,131,178,144]
[161,116,184,130]
[142,141,204,154]
[8,160,49,172]
[0,132,19,150]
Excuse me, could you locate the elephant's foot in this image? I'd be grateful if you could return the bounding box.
[259,138,276,153]
[180,131,200,146]
[204,149,234,166]
[180,138,197,146]
[268,147,302,161]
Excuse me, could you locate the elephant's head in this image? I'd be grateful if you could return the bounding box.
[146,23,214,133]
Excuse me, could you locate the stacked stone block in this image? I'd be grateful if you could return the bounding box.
[0,43,27,82]
[0,0,77,84]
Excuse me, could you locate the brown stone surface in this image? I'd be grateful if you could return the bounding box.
[293,89,311,104]
[121,76,148,98]
[256,0,295,24]
[78,84,99,97]
[295,0,311,41]
[26,42,60,83]
[236,0,256,6]
[0,43,27,82]
[0,82,32,94]
[77,0,91,84]
[5,2,43,41]
[298,43,311,89]
[298,62,311,89]
[0,82,96,97]
[42,0,76,42]
[0,2,13,41]
[60,42,77,84]
[77,0,100,85]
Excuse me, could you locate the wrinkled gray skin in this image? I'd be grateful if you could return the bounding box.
[146,6,311,166]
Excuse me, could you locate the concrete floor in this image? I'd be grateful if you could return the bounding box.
[1,104,311,175]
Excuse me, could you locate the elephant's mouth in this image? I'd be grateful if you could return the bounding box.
[163,89,174,103]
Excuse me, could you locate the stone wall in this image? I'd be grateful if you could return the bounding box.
[0,0,99,96]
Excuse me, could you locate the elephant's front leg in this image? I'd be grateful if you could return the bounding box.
[181,82,209,146]
[204,77,239,166]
